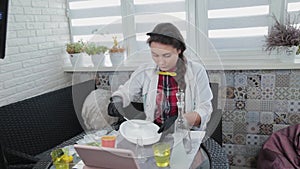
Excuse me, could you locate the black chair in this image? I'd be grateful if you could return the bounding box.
[201,83,229,169]
[204,83,222,145]
[201,138,229,169]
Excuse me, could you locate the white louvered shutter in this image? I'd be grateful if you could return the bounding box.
[207,0,269,54]
[67,0,123,48]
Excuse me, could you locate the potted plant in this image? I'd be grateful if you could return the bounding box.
[109,36,126,66]
[66,40,86,66]
[264,14,300,62]
[85,42,108,67]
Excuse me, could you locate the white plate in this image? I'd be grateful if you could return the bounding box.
[119,119,162,145]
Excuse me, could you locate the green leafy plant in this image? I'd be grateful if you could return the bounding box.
[85,42,108,56]
[265,14,300,54]
[66,40,85,54]
[109,36,125,53]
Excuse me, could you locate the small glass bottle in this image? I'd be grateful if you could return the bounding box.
[135,136,147,163]
[175,90,192,153]
[170,90,191,169]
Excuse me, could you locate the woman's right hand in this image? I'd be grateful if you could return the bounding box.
[107,96,124,117]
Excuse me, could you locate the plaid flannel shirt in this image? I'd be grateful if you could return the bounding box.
[154,74,179,126]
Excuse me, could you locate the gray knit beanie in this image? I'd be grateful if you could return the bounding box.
[146,23,185,48]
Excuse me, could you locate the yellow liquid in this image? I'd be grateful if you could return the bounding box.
[54,163,69,169]
[153,149,171,167]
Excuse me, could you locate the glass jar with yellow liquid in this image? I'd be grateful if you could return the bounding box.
[50,148,73,169]
[152,142,171,167]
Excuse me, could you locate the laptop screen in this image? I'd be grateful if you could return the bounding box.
[74,144,140,169]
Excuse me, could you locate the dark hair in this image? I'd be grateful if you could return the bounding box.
[147,35,187,91]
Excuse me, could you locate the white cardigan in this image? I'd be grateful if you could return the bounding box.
[112,60,213,130]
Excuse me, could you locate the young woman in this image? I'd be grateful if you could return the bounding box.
[108,23,213,133]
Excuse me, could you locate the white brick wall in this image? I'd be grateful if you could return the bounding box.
[0,0,72,107]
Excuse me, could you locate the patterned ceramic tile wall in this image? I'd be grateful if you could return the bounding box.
[222,69,300,168]
[96,69,300,169]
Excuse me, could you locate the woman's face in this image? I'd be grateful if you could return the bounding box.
[150,42,181,71]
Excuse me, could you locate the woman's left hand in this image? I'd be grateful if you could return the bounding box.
[183,112,201,127]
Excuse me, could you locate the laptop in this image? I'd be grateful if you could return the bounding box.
[74,144,140,169]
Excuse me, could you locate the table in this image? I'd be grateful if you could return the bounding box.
[33,130,228,169]
[72,130,208,169]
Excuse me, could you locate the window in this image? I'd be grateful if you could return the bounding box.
[207,1,269,50]
[287,0,300,22]
[67,0,186,63]
[199,0,270,60]
[66,0,300,64]
[67,0,122,47]
[133,0,186,55]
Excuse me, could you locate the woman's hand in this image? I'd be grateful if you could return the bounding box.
[183,112,201,127]
[157,115,178,133]
[107,96,124,117]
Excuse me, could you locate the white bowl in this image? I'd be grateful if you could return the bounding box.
[119,119,161,145]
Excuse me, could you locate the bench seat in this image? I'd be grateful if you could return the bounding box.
[0,80,95,169]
